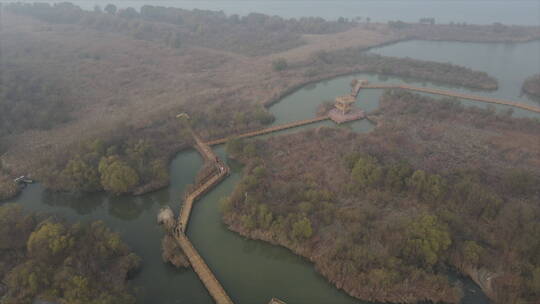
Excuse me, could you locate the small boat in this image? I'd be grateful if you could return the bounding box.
[14,175,34,184]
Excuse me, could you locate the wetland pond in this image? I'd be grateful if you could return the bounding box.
[8,39,540,304]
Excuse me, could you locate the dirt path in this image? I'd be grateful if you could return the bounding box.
[267,24,401,62]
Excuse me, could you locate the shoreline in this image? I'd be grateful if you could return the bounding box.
[222,213,461,304]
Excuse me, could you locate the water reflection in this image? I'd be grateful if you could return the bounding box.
[240,239,305,265]
[39,189,167,221]
[108,196,148,221]
[42,190,103,215]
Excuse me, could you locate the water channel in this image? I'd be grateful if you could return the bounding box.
[7,39,540,303]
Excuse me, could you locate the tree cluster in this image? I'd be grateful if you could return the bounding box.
[387,20,411,29]
[522,74,540,99]
[0,204,140,304]
[272,58,289,71]
[44,138,168,195]
[220,160,327,244]
[419,18,436,25]
[221,142,461,302]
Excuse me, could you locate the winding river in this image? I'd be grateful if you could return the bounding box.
[7,40,540,303]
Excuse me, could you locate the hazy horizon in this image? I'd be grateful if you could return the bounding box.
[5,0,540,25]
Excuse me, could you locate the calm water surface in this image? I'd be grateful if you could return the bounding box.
[7,38,540,304]
[371,40,540,104]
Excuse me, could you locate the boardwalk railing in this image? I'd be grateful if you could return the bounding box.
[172,130,236,303]
[358,84,540,114]
[178,132,229,232]
[173,129,289,304]
[206,115,330,146]
[178,167,228,232]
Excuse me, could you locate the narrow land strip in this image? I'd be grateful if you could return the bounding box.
[359,84,540,114]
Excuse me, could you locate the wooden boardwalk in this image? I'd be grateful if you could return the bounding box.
[357,83,540,114]
[178,166,228,232]
[175,231,234,304]
[172,128,288,304]
[194,134,219,161]
[178,133,230,231]
[206,115,330,146]
[173,132,288,304]
[352,82,363,97]
[172,130,235,304]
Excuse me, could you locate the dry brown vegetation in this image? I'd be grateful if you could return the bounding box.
[0,174,19,201]
[1,4,538,200]
[222,90,540,303]
[371,91,540,174]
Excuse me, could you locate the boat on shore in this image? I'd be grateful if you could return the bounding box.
[14,176,34,185]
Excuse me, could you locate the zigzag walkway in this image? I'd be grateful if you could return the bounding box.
[177,166,228,232]
[172,130,235,303]
[206,115,330,146]
[174,131,287,304]
[178,131,230,231]
[357,83,540,114]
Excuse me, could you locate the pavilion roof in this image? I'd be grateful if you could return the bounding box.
[335,95,356,104]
